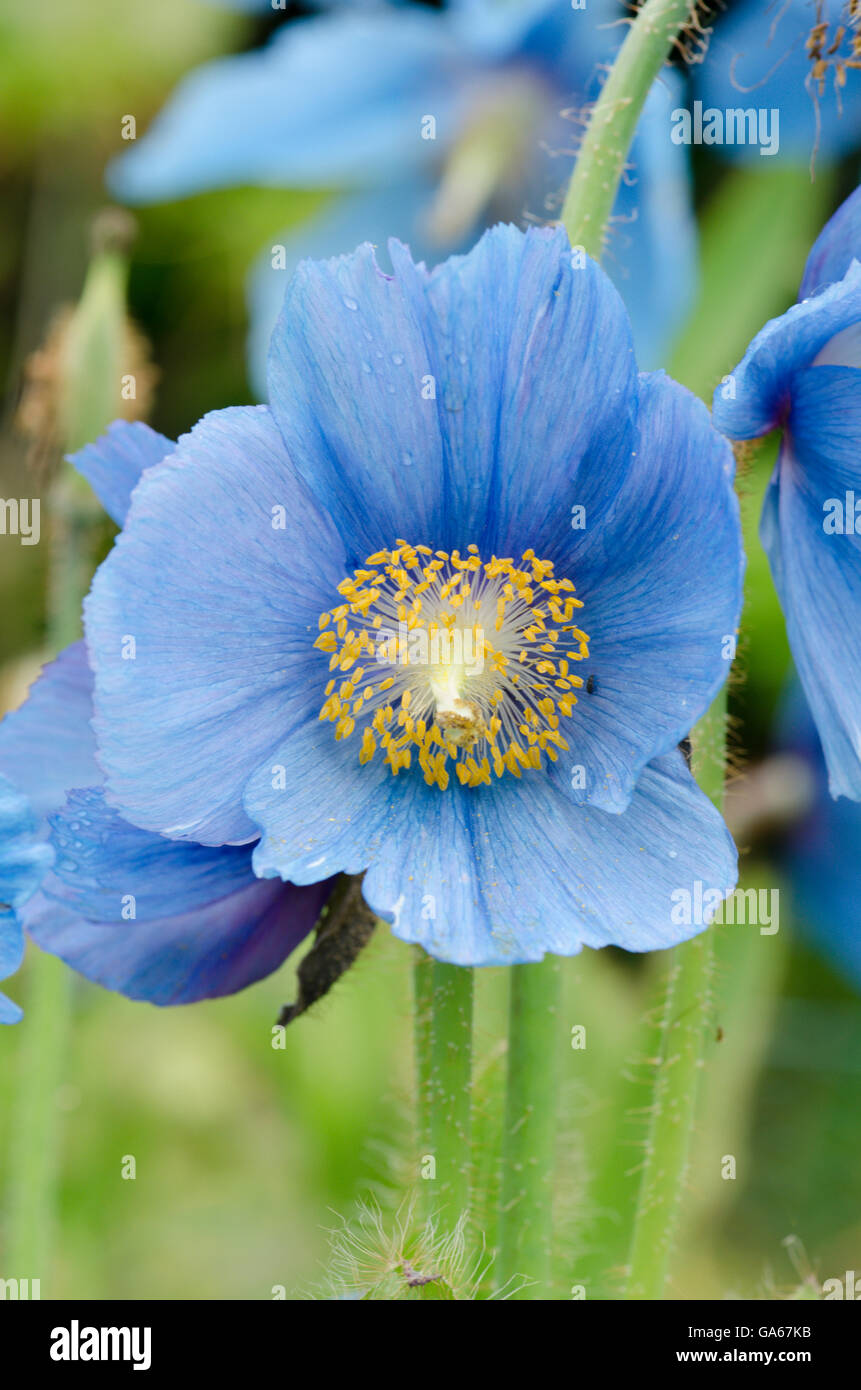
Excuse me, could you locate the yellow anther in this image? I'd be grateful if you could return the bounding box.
[315,538,588,788]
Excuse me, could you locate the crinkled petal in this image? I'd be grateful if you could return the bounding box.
[267,224,638,565]
[712,260,861,438]
[46,787,265,919]
[368,751,738,964]
[85,405,345,844]
[247,714,736,963]
[762,365,861,799]
[71,420,174,527]
[248,714,396,886]
[0,642,98,823]
[107,13,468,202]
[246,182,437,400]
[23,788,331,1005]
[546,371,743,811]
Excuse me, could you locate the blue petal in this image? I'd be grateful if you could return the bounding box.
[85,405,345,844]
[71,420,174,527]
[247,712,736,964]
[761,364,861,799]
[368,751,738,963]
[0,975,24,1025]
[449,0,611,64]
[246,181,437,401]
[0,776,50,909]
[248,713,396,886]
[107,13,467,202]
[696,0,861,164]
[779,684,861,989]
[0,776,53,1023]
[712,260,861,438]
[24,788,331,1004]
[246,95,693,400]
[447,0,654,82]
[0,642,98,823]
[545,370,743,811]
[45,787,267,920]
[198,0,290,9]
[254,370,742,838]
[800,185,861,298]
[267,223,638,566]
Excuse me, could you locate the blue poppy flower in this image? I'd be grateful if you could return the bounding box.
[0,776,52,1023]
[107,0,695,378]
[712,185,861,800]
[82,225,743,967]
[0,424,334,1007]
[696,0,861,164]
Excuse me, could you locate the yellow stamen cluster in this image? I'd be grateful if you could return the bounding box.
[315,540,590,789]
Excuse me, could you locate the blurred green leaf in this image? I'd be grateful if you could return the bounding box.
[0,0,242,155]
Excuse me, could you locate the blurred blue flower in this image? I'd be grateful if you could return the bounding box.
[198,0,285,10]
[697,0,861,164]
[108,0,696,386]
[0,424,333,1007]
[83,225,742,965]
[776,681,861,989]
[713,185,861,800]
[0,776,51,1023]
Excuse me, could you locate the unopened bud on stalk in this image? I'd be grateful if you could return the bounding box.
[16,207,157,468]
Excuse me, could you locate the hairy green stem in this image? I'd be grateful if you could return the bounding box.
[5,217,133,1291]
[561,0,695,257]
[413,950,435,1209]
[489,0,701,1304]
[6,954,73,1281]
[497,958,561,1297]
[625,688,727,1299]
[426,961,474,1223]
[5,489,91,1287]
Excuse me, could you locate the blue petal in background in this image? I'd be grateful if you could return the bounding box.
[107,12,469,201]
[779,681,861,989]
[697,0,861,164]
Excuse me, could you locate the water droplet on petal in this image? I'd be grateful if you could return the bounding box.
[343,296,358,311]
